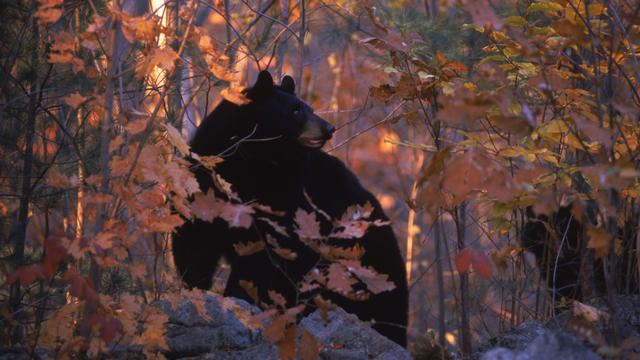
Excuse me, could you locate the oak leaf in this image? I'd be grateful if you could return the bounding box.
[233,240,265,256]
[587,224,611,259]
[239,280,258,303]
[294,209,322,240]
[63,93,86,109]
[164,123,190,156]
[326,263,357,295]
[277,325,297,360]
[220,86,250,105]
[299,329,320,360]
[35,7,62,24]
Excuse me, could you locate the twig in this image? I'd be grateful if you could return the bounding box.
[551,213,573,321]
[124,2,198,185]
[297,0,306,97]
[328,100,406,152]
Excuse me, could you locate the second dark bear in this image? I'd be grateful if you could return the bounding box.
[172,71,408,346]
[522,201,638,301]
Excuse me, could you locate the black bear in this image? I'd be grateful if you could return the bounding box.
[522,201,637,302]
[172,71,408,346]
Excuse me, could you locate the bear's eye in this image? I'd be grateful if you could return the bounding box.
[293,104,303,115]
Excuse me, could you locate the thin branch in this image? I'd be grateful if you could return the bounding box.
[124,2,198,185]
[328,100,406,152]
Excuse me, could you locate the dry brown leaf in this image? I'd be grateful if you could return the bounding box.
[233,240,265,256]
[299,329,320,360]
[220,86,250,105]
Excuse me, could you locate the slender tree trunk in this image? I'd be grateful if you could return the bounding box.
[275,0,289,80]
[81,9,120,336]
[296,0,306,97]
[9,13,40,344]
[434,213,446,350]
[455,203,471,354]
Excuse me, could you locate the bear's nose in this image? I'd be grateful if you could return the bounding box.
[322,123,335,140]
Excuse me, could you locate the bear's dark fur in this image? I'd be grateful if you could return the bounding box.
[522,201,638,301]
[172,71,408,346]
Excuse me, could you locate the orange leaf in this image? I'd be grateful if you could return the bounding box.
[191,190,219,222]
[299,329,320,360]
[263,313,286,342]
[349,262,395,294]
[277,325,297,360]
[587,224,611,259]
[52,31,76,52]
[219,202,254,228]
[153,47,178,71]
[239,280,258,303]
[48,52,73,64]
[326,263,357,295]
[273,247,298,260]
[259,218,288,237]
[47,169,74,188]
[268,290,287,308]
[35,7,62,24]
[63,93,86,109]
[294,209,322,240]
[233,240,265,256]
[164,123,190,156]
[125,117,148,135]
[220,86,250,105]
[129,262,148,280]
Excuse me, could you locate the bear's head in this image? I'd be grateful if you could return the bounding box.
[191,71,335,161]
[244,71,335,151]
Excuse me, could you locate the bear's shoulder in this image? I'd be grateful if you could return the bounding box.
[304,151,385,218]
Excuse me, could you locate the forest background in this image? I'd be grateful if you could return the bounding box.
[1,0,639,358]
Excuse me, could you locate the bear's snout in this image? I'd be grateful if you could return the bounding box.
[298,115,335,149]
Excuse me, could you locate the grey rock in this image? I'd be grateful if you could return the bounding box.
[153,294,278,359]
[300,308,411,360]
[476,320,601,360]
[154,294,411,359]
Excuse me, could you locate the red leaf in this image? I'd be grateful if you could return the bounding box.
[42,236,67,279]
[1,265,43,287]
[88,314,123,343]
[100,317,124,343]
[472,250,493,279]
[455,248,472,274]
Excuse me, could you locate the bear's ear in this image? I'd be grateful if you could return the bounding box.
[280,75,295,94]
[251,70,274,98]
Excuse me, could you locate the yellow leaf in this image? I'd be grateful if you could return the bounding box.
[63,93,86,108]
[52,31,76,52]
[125,117,148,135]
[35,7,62,24]
[48,52,73,64]
[164,123,190,156]
[587,224,611,259]
[153,47,178,71]
[220,86,250,105]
